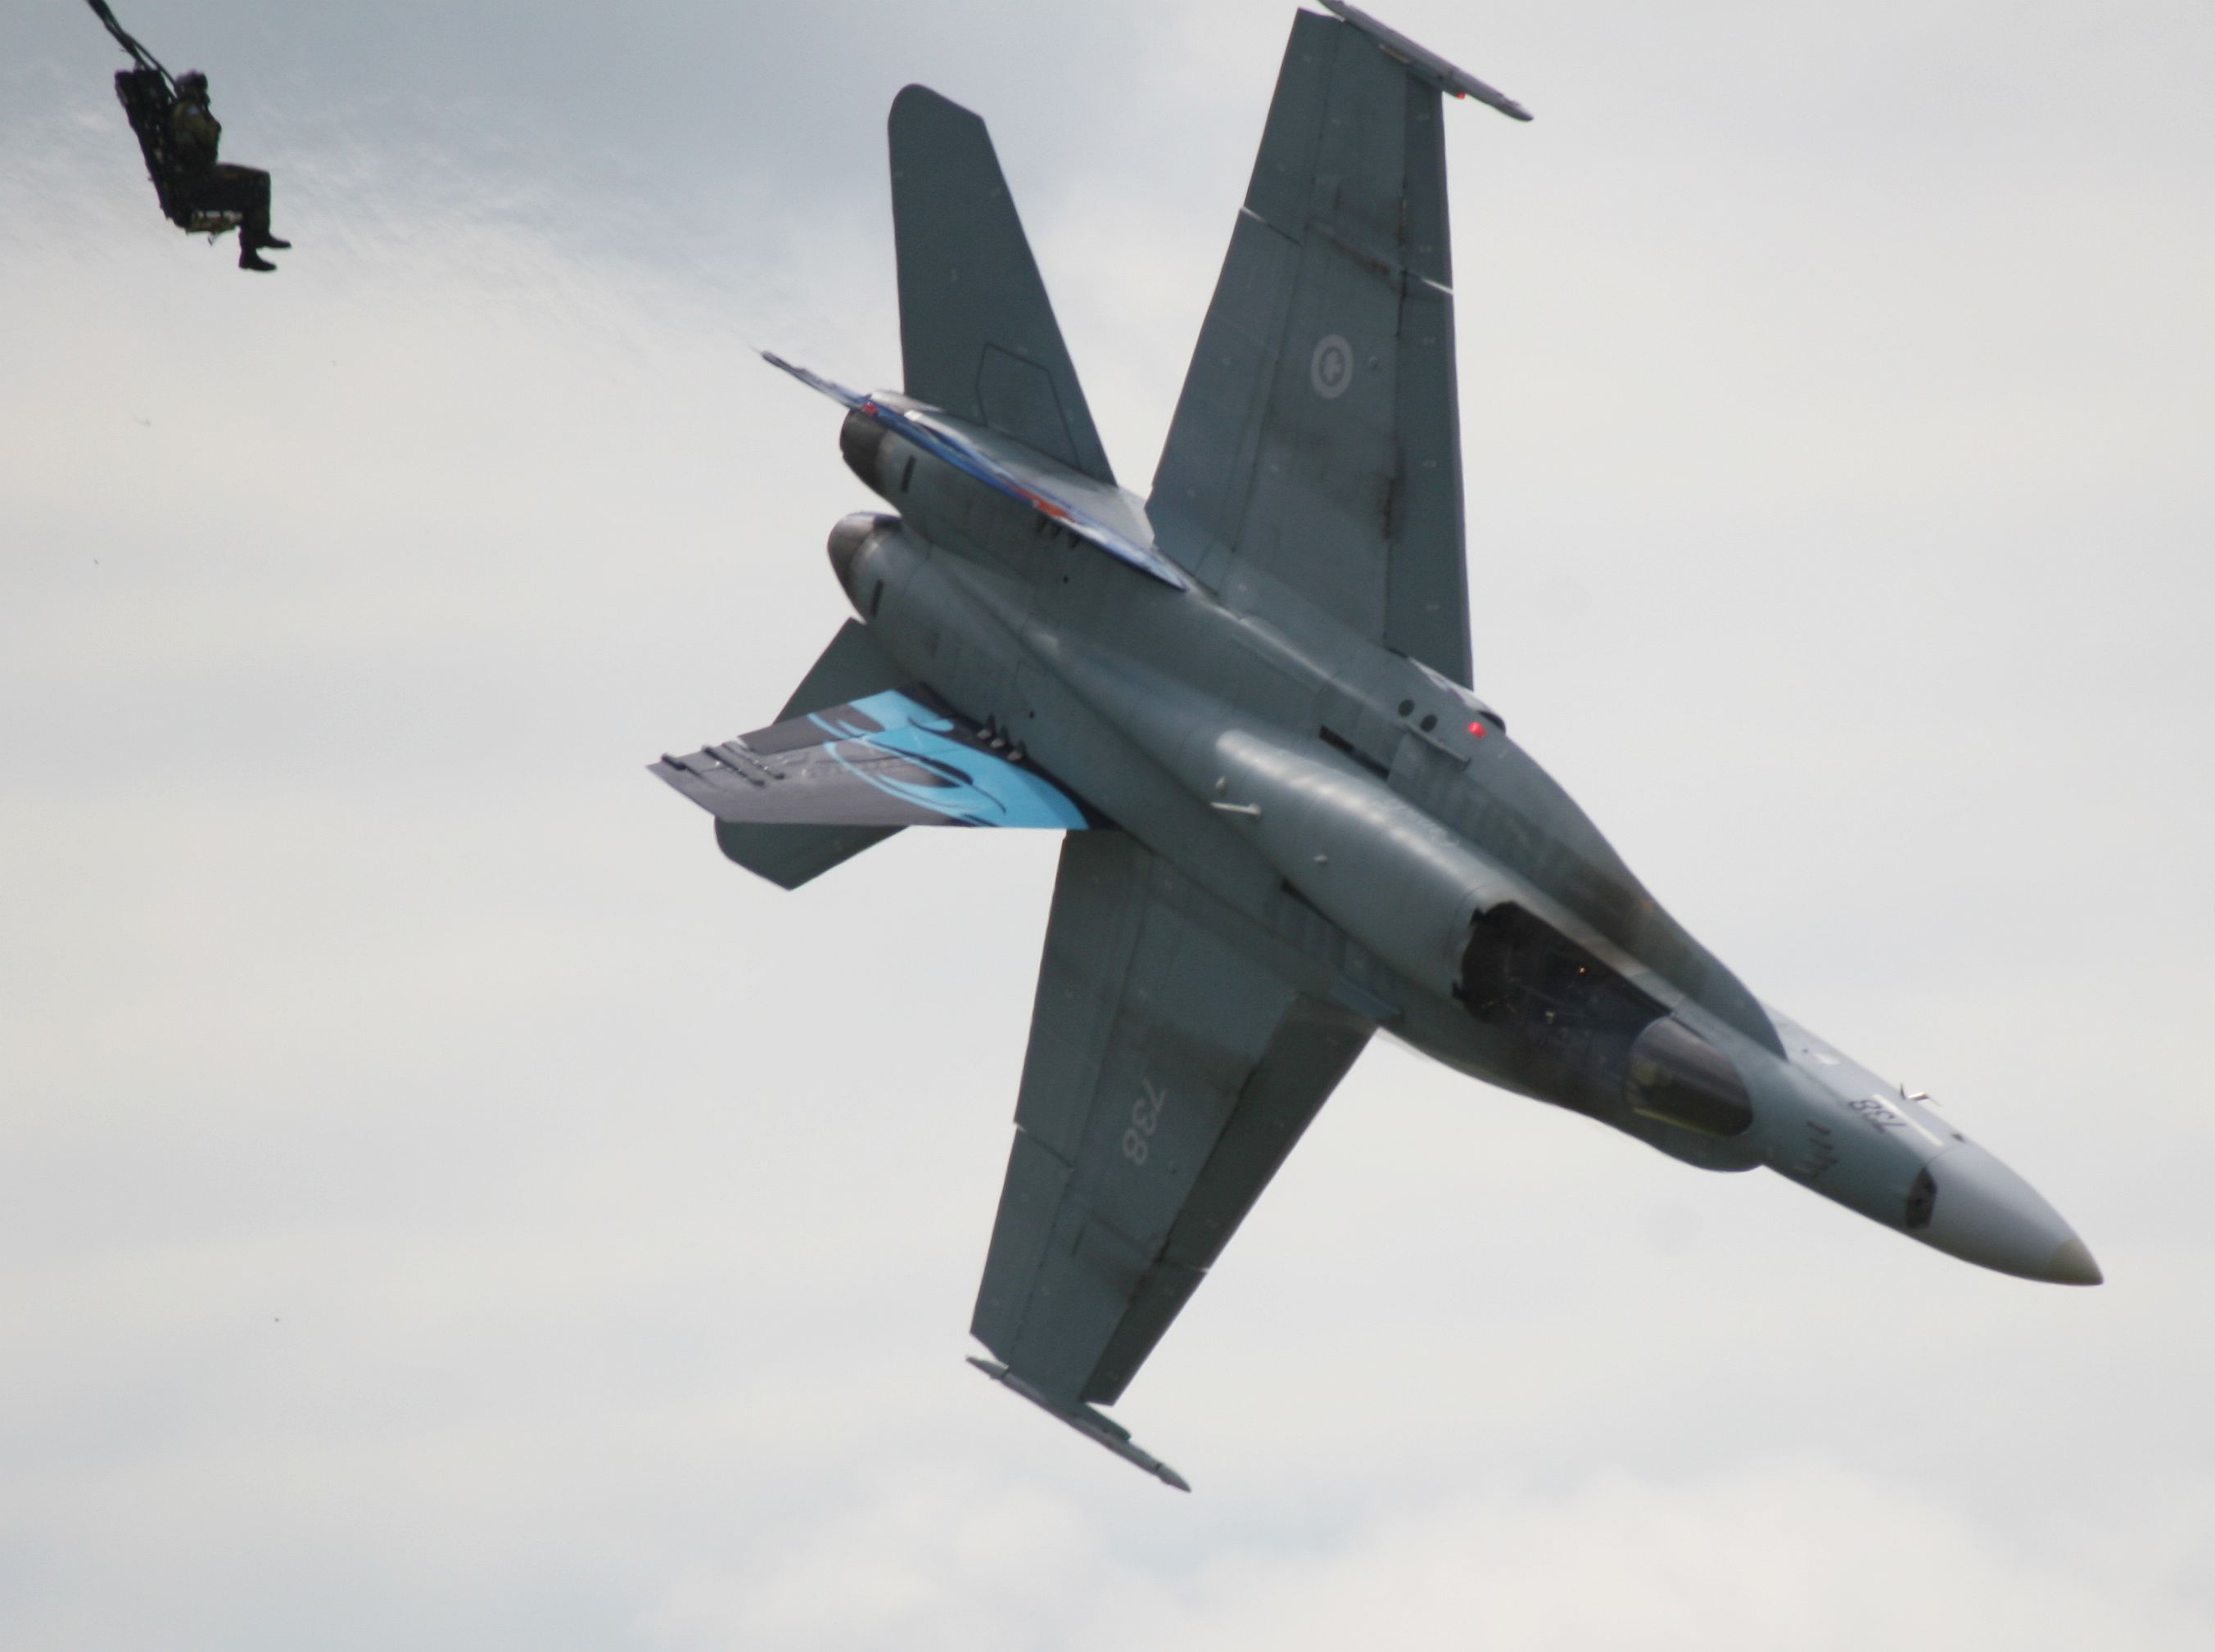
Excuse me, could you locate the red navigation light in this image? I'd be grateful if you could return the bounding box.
[1467,720,1486,738]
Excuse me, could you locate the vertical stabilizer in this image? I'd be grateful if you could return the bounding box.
[888,85,1115,485]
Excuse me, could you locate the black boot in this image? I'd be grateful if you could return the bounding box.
[239,242,276,272]
[260,233,292,250]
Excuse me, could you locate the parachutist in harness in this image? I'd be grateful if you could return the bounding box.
[87,2,292,272]
[170,72,288,270]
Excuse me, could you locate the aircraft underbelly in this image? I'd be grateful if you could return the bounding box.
[845,515,1777,1188]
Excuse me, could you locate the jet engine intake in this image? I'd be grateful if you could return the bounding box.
[1456,903,1660,1064]
[1623,1016,1754,1139]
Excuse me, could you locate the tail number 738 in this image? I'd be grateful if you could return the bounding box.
[1123,1078,1169,1167]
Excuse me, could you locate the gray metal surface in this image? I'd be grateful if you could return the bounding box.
[889,85,1115,484]
[971,833,1370,1412]
[653,2,2100,1489]
[968,1357,1190,1492]
[1318,0,1534,120]
[701,621,905,890]
[1150,9,1472,684]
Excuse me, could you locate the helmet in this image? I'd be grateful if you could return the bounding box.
[178,70,209,93]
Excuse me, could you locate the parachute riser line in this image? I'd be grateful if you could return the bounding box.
[82,0,172,88]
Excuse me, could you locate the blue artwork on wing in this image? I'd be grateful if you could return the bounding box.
[807,690,1093,828]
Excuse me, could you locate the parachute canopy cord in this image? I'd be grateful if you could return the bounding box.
[83,0,170,86]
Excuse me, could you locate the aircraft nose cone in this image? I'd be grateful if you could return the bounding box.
[2046,1236,2104,1286]
[1919,1140,2101,1285]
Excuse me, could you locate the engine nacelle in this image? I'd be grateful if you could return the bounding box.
[839,408,890,493]
[825,511,908,619]
[838,406,975,555]
[1623,1015,1754,1138]
[1202,729,1494,996]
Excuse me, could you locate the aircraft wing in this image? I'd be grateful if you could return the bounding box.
[652,686,1097,830]
[971,833,1372,1476]
[1150,7,1494,684]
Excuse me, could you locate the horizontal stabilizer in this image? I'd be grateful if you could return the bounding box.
[653,688,1098,831]
[968,1357,1189,1492]
[698,621,906,888]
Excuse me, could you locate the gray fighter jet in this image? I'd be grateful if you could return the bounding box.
[653,2,2098,1491]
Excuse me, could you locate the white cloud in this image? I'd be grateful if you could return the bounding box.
[1116,1464,2215,1652]
[3,4,2212,1649]
[633,1460,2215,1652]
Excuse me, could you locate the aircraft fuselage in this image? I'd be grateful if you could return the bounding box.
[825,402,2100,1289]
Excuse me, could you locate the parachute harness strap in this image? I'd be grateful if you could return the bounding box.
[84,0,171,86]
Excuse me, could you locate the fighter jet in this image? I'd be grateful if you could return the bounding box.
[653,2,2099,1491]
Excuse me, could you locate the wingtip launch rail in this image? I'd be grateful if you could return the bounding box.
[968,1359,1191,1492]
[1318,0,1533,120]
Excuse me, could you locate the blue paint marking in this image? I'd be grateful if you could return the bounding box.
[808,691,1091,829]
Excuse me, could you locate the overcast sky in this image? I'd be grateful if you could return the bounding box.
[4,2,2213,1648]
